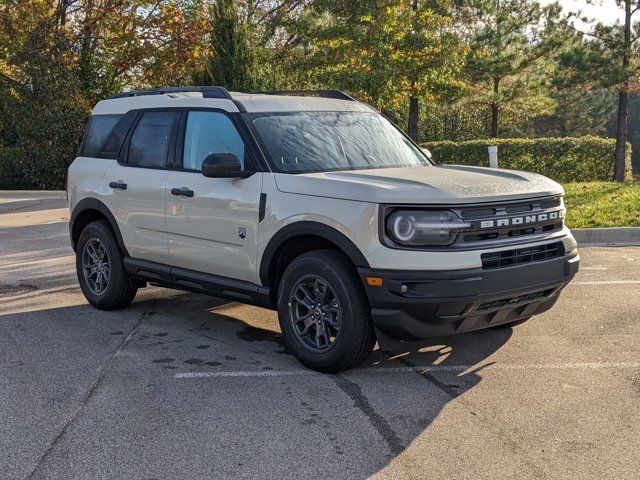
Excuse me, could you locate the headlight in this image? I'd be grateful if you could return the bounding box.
[386,210,471,246]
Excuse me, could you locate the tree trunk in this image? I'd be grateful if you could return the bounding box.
[614,0,632,182]
[408,96,419,142]
[407,0,420,143]
[490,103,499,138]
[614,87,629,181]
[490,77,500,138]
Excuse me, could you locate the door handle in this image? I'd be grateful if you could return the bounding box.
[171,187,194,198]
[109,181,127,190]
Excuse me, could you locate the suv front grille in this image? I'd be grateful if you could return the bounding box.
[481,241,565,270]
[453,196,565,247]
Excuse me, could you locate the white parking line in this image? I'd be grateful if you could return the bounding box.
[573,280,640,285]
[173,361,640,379]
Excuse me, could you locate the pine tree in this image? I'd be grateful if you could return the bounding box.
[204,0,261,91]
[465,0,563,138]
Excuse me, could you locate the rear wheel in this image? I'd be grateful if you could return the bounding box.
[277,250,376,373]
[76,220,137,310]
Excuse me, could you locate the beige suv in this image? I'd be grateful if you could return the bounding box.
[68,87,580,372]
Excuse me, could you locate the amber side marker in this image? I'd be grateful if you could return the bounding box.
[366,276,383,287]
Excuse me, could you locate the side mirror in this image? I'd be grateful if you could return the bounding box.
[201,153,252,178]
[421,147,433,162]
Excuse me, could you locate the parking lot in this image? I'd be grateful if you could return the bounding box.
[1,190,639,479]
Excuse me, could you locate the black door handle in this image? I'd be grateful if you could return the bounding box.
[109,181,127,190]
[171,187,194,197]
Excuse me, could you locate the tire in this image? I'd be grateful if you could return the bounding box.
[277,250,376,373]
[493,316,532,329]
[76,220,137,310]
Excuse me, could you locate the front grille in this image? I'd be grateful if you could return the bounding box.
[462,222,563,243]
[453,196,565,247]
[481,241,565,270]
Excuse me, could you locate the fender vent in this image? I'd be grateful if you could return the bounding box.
[481,242,565,270]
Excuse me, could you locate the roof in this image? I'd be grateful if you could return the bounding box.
[92,89,375,116]
[231,93,373,113]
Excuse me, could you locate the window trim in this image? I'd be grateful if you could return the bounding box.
[77,115,94,157]
[79,114,124,158]
[117,107,268,173]
[96,111,137,160]
[177,109,254,173]
[120,109,182,170]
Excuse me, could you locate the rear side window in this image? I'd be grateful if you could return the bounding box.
[98,110,138,159]
[81,115,121,157]
[127,111,180,168]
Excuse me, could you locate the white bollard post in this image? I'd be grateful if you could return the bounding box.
[488,145,498,168]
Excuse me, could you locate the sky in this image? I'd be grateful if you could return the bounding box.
[543,0,626,25]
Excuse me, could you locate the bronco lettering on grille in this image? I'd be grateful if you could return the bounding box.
[478,210,564,229]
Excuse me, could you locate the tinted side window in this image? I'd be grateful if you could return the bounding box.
[183,111,245,171]
[128,111,180,168]
[81,115,121,157]
[98,110,138,159]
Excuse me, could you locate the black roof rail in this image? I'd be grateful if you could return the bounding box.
[110,86,233,100]
[253,90,356,101]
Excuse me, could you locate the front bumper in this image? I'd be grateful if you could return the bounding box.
[358,250,579,341]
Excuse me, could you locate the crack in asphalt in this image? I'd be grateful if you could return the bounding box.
[332,375,405,456]
[392,355,462,398]
[389,352,547,477]
[25,299,157,480]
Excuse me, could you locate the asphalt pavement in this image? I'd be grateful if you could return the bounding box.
[1,190,639,479]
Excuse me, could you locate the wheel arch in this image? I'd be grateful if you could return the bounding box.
[70,198,128,256]
[259,221,369,293]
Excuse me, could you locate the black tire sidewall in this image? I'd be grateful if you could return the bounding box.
[76,220,135,310]
[277,251,371,372]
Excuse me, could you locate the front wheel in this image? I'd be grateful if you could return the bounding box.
[277,250,376,373]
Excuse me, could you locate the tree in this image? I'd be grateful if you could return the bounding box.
[0,0,210,188]
[598,0,640,181]
[556,2,640,180]
[289,0,465,142]
[526,32,616,138]
[201,0,264,90]
[465,0,565,138]
[127,1,210,89]
[604,90,640,173]
[4,22,90,188]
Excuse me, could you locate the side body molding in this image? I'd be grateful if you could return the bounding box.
[259,221,370,285]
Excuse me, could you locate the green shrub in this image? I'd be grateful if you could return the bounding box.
[0,147,33,189]
[421,136,632,182]
[4,24,90,190]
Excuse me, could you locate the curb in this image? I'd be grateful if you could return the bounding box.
[572,227,640,246]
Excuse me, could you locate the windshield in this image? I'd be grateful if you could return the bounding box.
[247,111,430,173]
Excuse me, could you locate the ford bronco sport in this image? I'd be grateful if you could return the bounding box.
[67,87,580,372]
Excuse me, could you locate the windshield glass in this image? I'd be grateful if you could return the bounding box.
[248,111,430,173]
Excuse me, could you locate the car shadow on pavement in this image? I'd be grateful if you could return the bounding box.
[0,290,513,479]
[150,292,514,478]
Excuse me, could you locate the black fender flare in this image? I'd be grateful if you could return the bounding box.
[70,197,128,255]
[259,221,370,285]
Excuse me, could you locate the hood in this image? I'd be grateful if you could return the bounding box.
[274,165,564,204]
